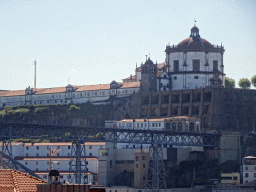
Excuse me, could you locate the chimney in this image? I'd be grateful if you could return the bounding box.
[34,60,36,89]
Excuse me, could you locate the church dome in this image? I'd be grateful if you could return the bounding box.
[178,26,213,49]
[145,58,154,65]
[178,37,213,49]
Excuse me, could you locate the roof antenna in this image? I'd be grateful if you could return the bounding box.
[149,52,150,58]
[34,60,36,89]
[68,76,69,85]
[194,19,196,26]
[145,55,148,61]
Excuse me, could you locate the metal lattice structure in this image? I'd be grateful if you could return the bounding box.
[68,141,88,184]
[0,150,40,178]
[0,122,218,146]
[145,145,166,192]
[0,122,220,185]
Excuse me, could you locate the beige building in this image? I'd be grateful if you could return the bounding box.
[220,172,240,185]
[134,150,149,189]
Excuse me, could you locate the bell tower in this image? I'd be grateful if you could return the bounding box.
[140,57,157,92]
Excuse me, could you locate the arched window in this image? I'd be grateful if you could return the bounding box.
[172,123,176,132]
[178,122,182,132]
[166,123,170,131]
[189,122,194,132]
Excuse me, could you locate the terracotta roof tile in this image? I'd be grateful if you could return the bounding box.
[120,82,140,89]
[0,169,47,192]
[75,84,110,92]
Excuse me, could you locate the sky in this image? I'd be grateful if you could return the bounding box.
[0,0,255,90]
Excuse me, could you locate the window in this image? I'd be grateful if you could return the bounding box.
[254,173,256,178]
[174,76,177,80]
[68,153,70,156]
[68,146,71,149]
[89,145,92,149]
[26,153,29,157]
[194,76,199,79]
[143,164,145,168]
[174,60,179,72]
[193,60,200,72]
[141,123,143,127]
[43,175,47,179]
[245,173,249,178]
[60,175,63,179]
[36,153,39,157]
[152,123,155,127]
[57,146,60,149]
[57,153,59,156]
[136,156,139,161]
[142,156,147,160]
[36,168,38,171]
[136,164,138,168]
[246,166,248,170]
[25,162,27,165]
[80,93,82,97]
[233,176,237,180]
[213,60,218,72]
[26,146,29,150]
[58,162,60,165]
[36,161,38,165]
[90,153,92,157]
[143,176,146,180]
[110,160,112,167]
[52,95,54,98]
[95,92,97,95]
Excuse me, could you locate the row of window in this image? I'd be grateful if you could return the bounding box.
[117,122,162,128]
[25,145,93,150]
[135,156,147,161]
[1,89,138,102]
[244,173,256,178]
[173,76,199,80]
[173,60,219,72]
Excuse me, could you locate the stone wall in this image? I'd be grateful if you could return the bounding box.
[128,88,256,133]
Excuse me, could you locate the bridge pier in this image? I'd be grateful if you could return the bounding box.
[145,144,166,192]
[68,141,88,184]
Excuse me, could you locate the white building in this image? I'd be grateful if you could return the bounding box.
[0,81,140,108]
[136,25,225,92]
[242,156,256,184]
[3,142,106,184]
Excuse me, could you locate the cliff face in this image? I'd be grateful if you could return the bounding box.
[0,96,131,127]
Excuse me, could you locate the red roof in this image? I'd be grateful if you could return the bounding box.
[178,37,213,48]
[0,169,47,192]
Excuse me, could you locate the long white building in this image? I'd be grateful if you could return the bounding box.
[0,81,140,108]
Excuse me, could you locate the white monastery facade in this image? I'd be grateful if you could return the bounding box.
[0,81,140,108]
[0,25,225,108]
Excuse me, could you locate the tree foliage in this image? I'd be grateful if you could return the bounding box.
[225,77,235,88]
[238,78,251,89]
[251,75,256,88]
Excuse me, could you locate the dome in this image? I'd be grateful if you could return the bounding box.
[178,37,213,49]
[145,58,154,65]
[191,26,199,33]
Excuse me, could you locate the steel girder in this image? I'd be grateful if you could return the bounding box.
[68,141,88,184]
[0,122,219,146]
[0,151,41,179]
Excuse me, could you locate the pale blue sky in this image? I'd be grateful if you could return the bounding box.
[0,0,255,90]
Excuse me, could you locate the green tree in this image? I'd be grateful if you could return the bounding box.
[238,78,251,89]
[67,105,81,118]
[251,75,256,88]
[225,77,235,88]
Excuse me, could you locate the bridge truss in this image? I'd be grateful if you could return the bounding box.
[0,122,219,190]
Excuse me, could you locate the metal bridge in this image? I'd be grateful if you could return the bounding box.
[0,122,220,191]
